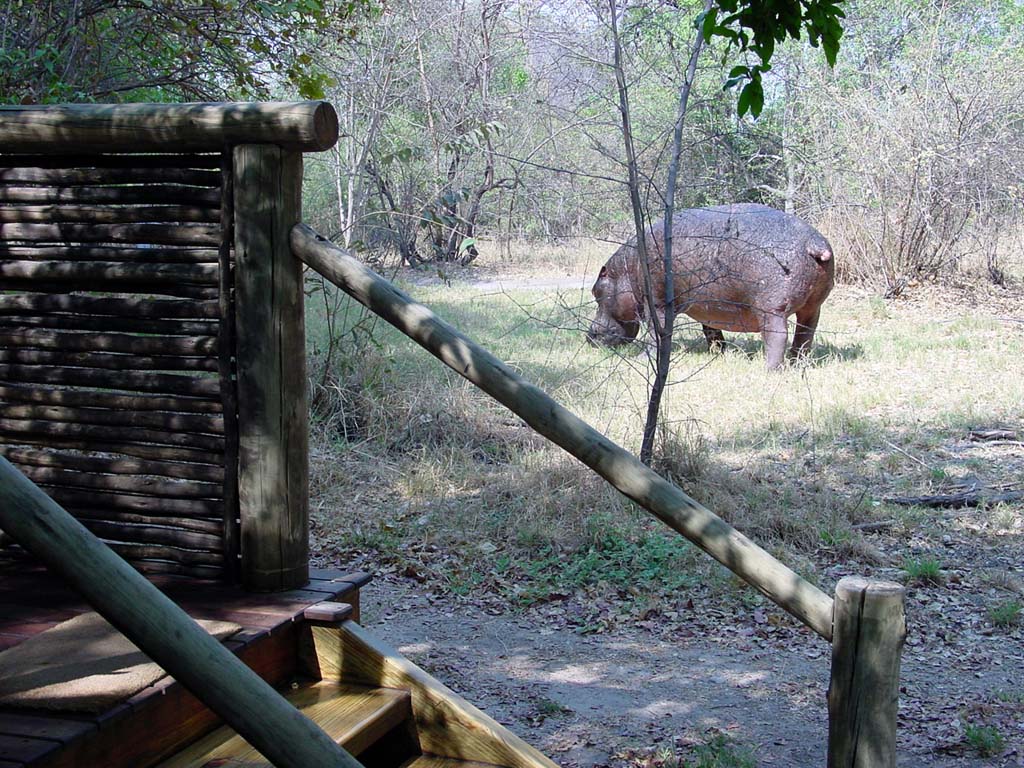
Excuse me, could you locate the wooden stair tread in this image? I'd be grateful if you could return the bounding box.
[400,757,511,768]
[157,681,411,767]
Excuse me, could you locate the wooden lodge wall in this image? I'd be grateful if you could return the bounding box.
[0,151,239,580]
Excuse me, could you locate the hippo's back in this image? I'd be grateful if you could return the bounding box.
[663,203,832,272]
[649,204,834,330]
[670,204,828,258]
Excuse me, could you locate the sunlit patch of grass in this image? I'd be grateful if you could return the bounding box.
[488,236,611,277]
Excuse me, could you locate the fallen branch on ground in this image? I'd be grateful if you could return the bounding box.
[884,490,1024,508]
[852,520,896,532]
[968,428,1019,442]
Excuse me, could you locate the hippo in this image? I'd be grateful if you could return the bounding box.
[587,204,834,369]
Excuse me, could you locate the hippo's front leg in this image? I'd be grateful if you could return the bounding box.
[644,307,666,348]
[788,307,821,360]
[643,309,686,358]
[761,312,789,370]
[702,325,725,353]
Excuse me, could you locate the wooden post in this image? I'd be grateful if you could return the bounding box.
[0,457,363,768]
[828,577,907,768]
[234,145,309,591]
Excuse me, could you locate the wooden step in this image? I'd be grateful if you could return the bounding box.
[400,757,511,768]
[157,681,411,767]
[310,622,560,768]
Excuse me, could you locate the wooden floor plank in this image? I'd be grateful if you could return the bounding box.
[0,713,92,744]
[0,560,372,768]
[157,682,410,767]
[400,757,510,768]
[33,622,302,768]
[0,733,61,765]
[181,608,293,630]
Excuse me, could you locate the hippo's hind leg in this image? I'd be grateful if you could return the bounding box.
[702,325,725,353]
[761,311,789,370]
[789,307,821,361]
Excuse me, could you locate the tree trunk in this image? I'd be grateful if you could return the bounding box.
[609,0,655,355]
[609,0,708,465]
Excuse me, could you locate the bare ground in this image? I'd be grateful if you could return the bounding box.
[321,487,1024,768]
[346,565,1023,767]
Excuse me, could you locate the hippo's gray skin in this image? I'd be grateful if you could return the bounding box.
[587,204,835,369]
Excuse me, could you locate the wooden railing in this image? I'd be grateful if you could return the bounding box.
[0,457,364,768]
[292,223,908,768]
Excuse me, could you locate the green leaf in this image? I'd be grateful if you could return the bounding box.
[700,8,718,42]
[295,70,334,100]
[702,0,846,116]
[743,79,764,117]
[737,85,751,117]
[823,35,840,66]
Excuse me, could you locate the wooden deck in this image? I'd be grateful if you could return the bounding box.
[0,562,370,767]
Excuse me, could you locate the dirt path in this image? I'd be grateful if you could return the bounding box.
[355,573,1022,767]
[401,268,593,295]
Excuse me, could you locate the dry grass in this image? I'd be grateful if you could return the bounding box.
[305,248,1024,603]
[816,211,1024,294]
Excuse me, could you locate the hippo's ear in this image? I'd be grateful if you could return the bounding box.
[599,265,608,278]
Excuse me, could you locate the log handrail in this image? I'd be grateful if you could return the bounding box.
[0,457,363,768]
[291,223,836,641]
[0,102,338,153]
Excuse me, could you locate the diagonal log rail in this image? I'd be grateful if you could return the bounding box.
[0,456,364,768]
[291,224,835,641]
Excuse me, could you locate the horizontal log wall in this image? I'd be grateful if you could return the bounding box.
[0,102,340,154]
[0,152,237,577]
[0,383,223,414]
[0,246,221,263]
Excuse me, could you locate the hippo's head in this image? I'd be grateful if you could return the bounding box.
[587,252,641,346]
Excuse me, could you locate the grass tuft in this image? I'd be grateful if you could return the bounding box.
[685,733,757,768]
[902,556,945,586]
[987,599,1022,628]
[620,732,756,768]
[964,723,1005,757]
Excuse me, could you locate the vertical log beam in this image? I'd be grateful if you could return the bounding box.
[219,150,241,583]
[828,577,907,768]
[233,144,308,591]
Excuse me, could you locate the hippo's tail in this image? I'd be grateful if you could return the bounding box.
[808,243,833,263]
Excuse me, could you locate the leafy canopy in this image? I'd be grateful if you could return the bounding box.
[701,0,845,116]
[0,0,377,104]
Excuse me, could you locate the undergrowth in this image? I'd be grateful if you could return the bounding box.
[620,731,757,768]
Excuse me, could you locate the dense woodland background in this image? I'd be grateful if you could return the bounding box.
[4,0,1023,297]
